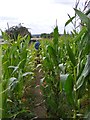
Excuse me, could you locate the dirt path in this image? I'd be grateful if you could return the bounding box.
[31,67,47,118]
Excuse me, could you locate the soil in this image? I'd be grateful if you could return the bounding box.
[30,66,47,119]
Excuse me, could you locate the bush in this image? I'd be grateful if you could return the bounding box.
[5,24,31,40]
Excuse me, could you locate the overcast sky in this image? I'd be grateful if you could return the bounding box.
[0,0,85,34]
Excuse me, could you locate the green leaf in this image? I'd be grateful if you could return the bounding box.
[47,45,58,65]
[8,66,18,75]
[64,75,73,94]
[74,26,87,42]
[76,53,90,89]
[65,16,75,26]
[9,77,17,86]
[53,26,59,44]
[59,63,65,73]
[44,56,53,70]
[9,77,17,81]
[66,42,76,66]
[87,21,90,54]
[60,74,74,105]
[1,31,9,40]
[64,74,74,105]
[47,46,56,57]
[22,72,33,77]
[53,26,59,52]
[60,74,69,88]
[74,8,90,25]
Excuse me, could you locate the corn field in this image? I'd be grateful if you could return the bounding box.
[0,7,90,120]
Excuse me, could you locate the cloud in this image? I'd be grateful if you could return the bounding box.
[0,0,84,34]
[0,16,20,32]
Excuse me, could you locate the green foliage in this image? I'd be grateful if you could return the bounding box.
[40,32,53,38]
[74,8,90,25]
[1,32,35,119]
[40,26,73,118]
[64,74,74,105]
[5,24,31,40]
[40,8,90,119]
[0,5,90,119]
[65,16,75,27]
[66,42,76,66]
[76,53,90,89]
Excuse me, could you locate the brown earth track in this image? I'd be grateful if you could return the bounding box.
[30,67,47,118]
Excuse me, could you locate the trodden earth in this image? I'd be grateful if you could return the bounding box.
[31,66,47,118]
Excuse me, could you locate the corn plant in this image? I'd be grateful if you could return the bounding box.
[40,8,90,119]
[1,32,35,119]
[40,26,73,118]
[64,8,90,118]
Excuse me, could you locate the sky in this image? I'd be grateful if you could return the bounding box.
[0,0,86,35]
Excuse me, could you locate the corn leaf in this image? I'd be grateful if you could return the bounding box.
[76,53,90,90]
[22,72,33,77]
[74,8,90,25]
[65,16,75,26]
[64,74,74,105]
[66,42,76,66]
[74,26,87,42]
[47,45,58,65]
[53,26,59,52]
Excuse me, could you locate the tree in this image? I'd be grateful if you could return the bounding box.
[5,24,31,40]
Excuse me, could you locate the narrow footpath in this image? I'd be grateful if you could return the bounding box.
[31,66,47,119]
